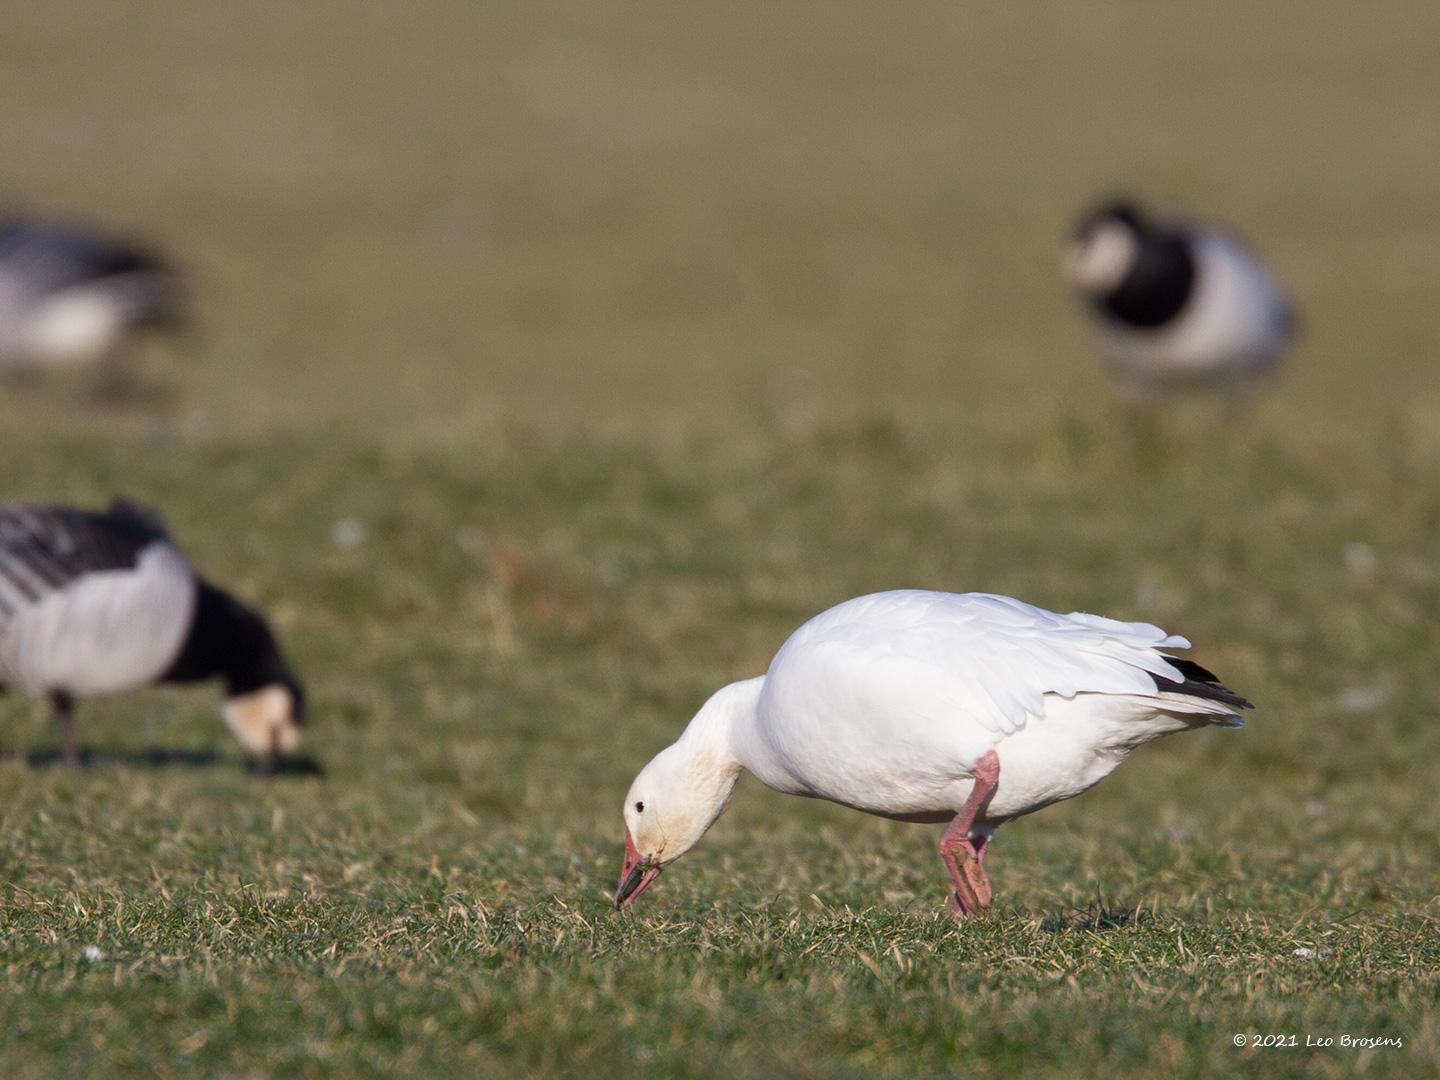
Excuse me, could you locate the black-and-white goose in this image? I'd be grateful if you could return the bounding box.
[0,216,180,373]
[1064,199,1295,399]
[0,500,304,767]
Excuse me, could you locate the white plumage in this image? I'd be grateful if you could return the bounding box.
[615,590,1249,919]
[0,542,195,697]
[752,591,1237,817]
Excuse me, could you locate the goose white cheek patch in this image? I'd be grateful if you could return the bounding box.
[223,685,301,756]
[1068,224,1140,292]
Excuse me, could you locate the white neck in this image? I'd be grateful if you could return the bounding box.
[674,676,765,776]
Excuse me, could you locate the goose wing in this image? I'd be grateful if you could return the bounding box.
[0,500,185,616]
[0,219,162,299]
[0,501,196,694]
[784,590,1248,738]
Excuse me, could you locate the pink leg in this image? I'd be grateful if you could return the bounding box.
[937,750,1000,920]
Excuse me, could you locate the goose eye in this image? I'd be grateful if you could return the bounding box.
[634,801,645,813]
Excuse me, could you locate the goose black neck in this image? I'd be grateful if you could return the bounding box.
[1096,229,1196,328]
[162,579,296,697]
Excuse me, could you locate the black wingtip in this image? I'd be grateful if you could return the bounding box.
[1158,657,1254,711]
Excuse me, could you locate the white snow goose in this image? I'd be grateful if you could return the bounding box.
[1064,198,1295,401]
[0,500,305,769]
[0,215,181,374]
[615,590,1250,920]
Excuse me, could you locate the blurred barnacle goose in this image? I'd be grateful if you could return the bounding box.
[0,500,304,768]
[1064,198,1295,399]
[0,215,181,373]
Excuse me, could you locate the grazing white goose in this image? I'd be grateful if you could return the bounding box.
[614,590,1249,919]
[0,500,304,767]
[0,216,180,373]
[1064,198,1295,400]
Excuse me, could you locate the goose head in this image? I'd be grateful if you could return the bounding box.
[614,686,752,909]
[1065,199,1148,296]
[222,679,305,763]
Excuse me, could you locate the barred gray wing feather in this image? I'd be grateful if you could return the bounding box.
[0,219,161,298]
[0,503,196,695]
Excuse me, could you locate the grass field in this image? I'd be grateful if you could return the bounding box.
[2,3,1439,1077]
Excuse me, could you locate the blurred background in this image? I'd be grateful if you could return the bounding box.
[2,2,1436,445]
[1,5,1438,1074]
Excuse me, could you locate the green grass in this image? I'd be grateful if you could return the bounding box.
[2,0,1440,1075]
[0,431,1436,1077]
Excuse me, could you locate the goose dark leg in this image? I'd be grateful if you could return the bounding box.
[1222,373,1260,419]
[92,351,146,403]
[938,750,1000,920]
[1121,390,1164,459]
[51,691,79,766]
[250,728,279,776]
